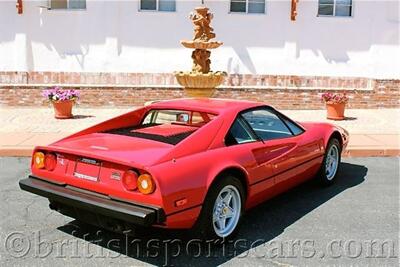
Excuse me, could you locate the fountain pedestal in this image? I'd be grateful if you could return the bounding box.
[175,6,226,98]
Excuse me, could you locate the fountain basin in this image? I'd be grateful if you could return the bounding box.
[180,40,223,50]
[174,71,227,97]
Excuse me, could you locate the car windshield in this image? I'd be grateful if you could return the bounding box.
[105,109,217,145]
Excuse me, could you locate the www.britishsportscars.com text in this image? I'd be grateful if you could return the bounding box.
[4,230,398,266]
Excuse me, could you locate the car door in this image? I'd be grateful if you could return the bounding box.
[241,107,320,187]
[224,116,275,196]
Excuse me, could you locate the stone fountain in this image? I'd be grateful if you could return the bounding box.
[174,6,226,97]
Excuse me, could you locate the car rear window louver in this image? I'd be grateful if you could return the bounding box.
[103,125,195,145]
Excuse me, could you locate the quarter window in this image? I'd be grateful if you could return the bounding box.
[230,0,265,14]
[49,0,86,9]
[318,0,352,17]
[282,118,304,136]
[225,118,257,146]
[140,0,176,12]
[242,108,293,141]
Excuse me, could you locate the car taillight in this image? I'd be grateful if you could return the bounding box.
[137,174,155,194]
[122,170,138,191]
[33,152,45,169]
[44,153,57,171]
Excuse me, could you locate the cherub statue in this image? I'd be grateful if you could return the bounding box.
[191,49,211,73]
[189,7,216,41]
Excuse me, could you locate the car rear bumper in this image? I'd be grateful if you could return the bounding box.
[19,176,165,228]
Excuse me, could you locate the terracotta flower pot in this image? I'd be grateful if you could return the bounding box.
[326,102,346,120]
[52,100,74,119]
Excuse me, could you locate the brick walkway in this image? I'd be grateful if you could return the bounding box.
[0,107,399,157]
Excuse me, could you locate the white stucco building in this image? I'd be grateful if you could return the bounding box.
[1,0,399,79]
[0,0,399,109]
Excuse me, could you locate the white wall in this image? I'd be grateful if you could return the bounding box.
[0,0,399,79]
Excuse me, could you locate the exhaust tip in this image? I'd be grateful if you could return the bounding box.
[49,202,58,211]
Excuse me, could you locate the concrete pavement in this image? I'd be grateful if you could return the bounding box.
[1,157,398,266]
[0,107,399,157]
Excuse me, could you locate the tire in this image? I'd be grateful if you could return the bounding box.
[317,138,342,185]
[193,175,245,240]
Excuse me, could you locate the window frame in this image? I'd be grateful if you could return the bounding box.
[228,106,305,144]
[139,0,176,12]
[47,0,86,10]
[229,0,266,15]
[317,0,353,17]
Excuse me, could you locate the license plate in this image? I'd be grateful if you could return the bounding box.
[73,158,101,182]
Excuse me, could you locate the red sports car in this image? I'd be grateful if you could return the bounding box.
[20,98,349,239]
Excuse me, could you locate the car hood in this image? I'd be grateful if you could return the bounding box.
[51,133,173,167]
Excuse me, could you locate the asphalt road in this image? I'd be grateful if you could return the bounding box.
[0,157,398,267]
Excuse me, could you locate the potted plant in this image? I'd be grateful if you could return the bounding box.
[321,92,349,120]
[42,87,80,119]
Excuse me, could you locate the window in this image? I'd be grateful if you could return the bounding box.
[242,108,293,141]
[49,0,86,9]
[282,118,304,136]
[140,0,176,12]
[318,0,352,17]
[142,110,215,125]
[230,0,265,14]
[225,117,257,146]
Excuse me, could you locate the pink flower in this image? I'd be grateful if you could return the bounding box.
[321,92,348,104]
[42,87,80,102]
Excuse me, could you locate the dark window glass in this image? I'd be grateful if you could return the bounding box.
[242,109,293,140]
[230,0,265,13]
[141,0,157,10]
[69,0,86,9]
[226,118,257,146]
[248,3,264,13]
[318,0,352,16]
[336,0,351,5]
[283,118,304,135]
[159,0,175,11]
[230,0,246,12]
[248,0,265,13]
[319,0,334,4]
[318,4,334,15]
[335,5,352,16]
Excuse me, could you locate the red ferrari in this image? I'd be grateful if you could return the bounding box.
[20,98,349,239]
